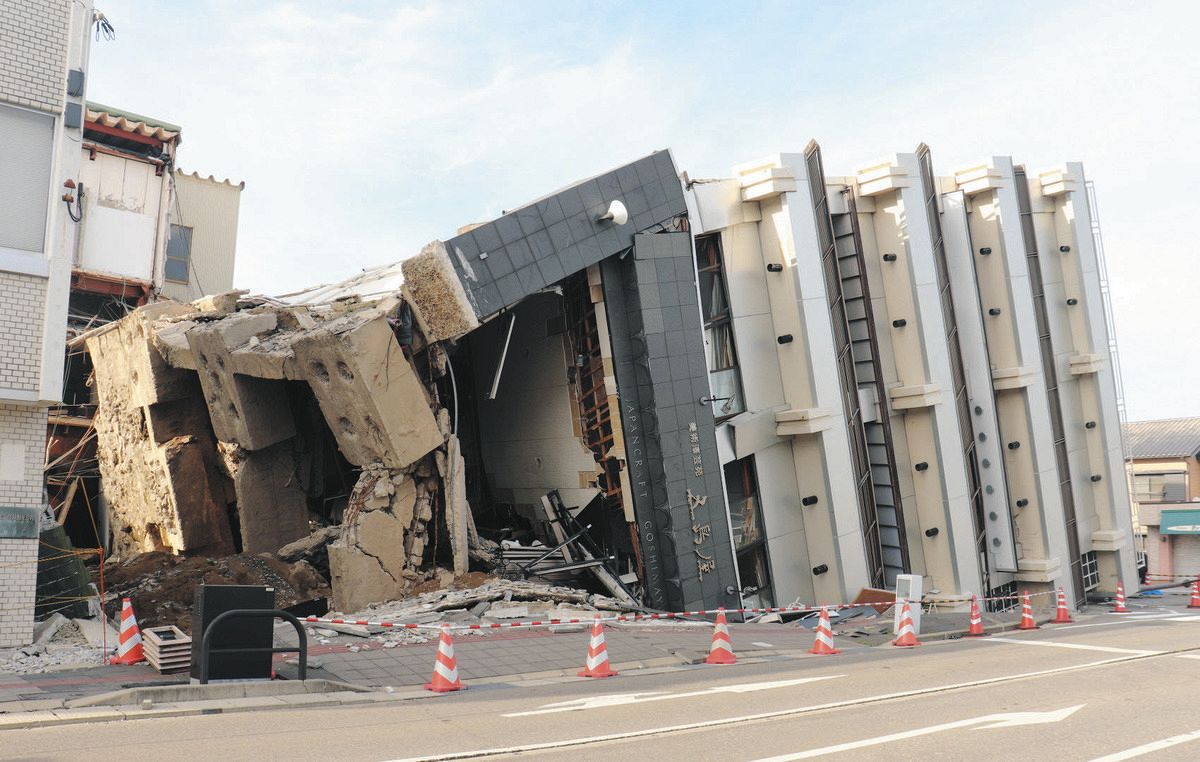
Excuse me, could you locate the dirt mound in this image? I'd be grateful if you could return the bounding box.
[96,552,329,634]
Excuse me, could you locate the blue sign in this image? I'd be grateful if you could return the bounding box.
[0,506,39,539]
[1161,509,1200,535]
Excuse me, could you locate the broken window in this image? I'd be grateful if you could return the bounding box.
[165,224,192,283]
[695,233,745,419]
[724,456,773,607]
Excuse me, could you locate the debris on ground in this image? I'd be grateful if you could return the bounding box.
[0,621,102,675]
[96,551,329,632]
[278,577,647,649]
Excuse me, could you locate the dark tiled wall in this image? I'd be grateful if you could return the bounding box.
[442,151,685,319]
[602,234,738,612]
[438,151,737,611]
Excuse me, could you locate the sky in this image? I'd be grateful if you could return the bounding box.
[86,0,1200,422]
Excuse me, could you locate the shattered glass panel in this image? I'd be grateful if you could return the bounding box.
[707,367,744,418]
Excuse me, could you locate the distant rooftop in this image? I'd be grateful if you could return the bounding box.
[1124,416,1200,459]
[86,101,181,133]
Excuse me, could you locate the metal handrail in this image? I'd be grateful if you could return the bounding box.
[198,609,307,685]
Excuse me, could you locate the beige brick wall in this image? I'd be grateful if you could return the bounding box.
[0,271,46,394]
[0,539,37,647]
[0,0,71,113]
[0,403,47,647]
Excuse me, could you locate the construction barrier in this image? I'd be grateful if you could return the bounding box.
[299,589,1068,632]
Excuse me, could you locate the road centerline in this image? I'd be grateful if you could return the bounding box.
[981,637,1161,655]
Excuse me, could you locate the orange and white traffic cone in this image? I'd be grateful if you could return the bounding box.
[965,594,987,637]
[1113,581,1129,613]
[892,600,921,647]
[1018,591,1038,630]
[1052,587,1073,624]
[111,598,144,665]
[808,607,841,655]
[705,608,736,665]
[1188,579,1200,609]
[578,614,618,678]
[424,623,464,693]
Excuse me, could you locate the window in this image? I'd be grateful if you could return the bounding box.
[165,224,192,283]
[724,456,773,608]
[0,104,54,253]
[986,581,1019,614]
[1132,472,1187,503]
[695,233,745,419]
[1080,551,1100,591]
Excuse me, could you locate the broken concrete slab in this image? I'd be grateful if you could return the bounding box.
[293,311,442,469]
[328,470,421,613]
[276,526,341,566]
[71,618,118,650]
[188,312,296,450]
[192,289,248,315]
[401,240,481,342]
[487,606,529,620]
[318,623,371,638]
[228,440,311,554]
[33,613,68,644]
[87,304,198,409]
[441,435,470,576]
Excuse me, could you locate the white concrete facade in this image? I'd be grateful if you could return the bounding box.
[682,144,1138,609]
[0,0,93,647]
[950,156,1074,601]
[1026,164,1138,593]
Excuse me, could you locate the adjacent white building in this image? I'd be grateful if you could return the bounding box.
[0,0,94,648]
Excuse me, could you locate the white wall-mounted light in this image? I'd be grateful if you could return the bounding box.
[598,199,628,226]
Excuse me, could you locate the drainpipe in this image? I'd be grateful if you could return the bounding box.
[149,141,176,297]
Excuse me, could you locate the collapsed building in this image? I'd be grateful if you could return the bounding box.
[82,146,1138,619]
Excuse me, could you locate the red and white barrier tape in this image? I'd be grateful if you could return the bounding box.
[301,591,1060,632]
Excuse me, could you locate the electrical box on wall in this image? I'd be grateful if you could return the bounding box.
[64,102,82,129]
[67,69,85,96]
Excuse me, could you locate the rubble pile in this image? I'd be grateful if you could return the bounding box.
[298,577,644,650]
[0,621,100,675]
[97,551,330,631]
[82,286,482,615]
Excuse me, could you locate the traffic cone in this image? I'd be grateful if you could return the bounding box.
[1188,579,1200,609]
[112,598,144,665]
[705,608,736,665]
[808,607,841,655]
[1018,591,1038,630]
[965,594,987,637]
[578,614,618,678]
[892,600,921,647]
[423,623,464,692]
[1113,581,1129,613]
[1052,587,1073,624]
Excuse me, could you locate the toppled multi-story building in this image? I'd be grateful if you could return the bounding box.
[82,146,1138,619]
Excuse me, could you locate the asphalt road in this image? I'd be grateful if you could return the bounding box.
[6,607,1200,761]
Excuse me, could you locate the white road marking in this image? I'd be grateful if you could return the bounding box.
[1161,615,1200,622]
[752,641,775,648]
[1050,615,1179,631]
[983,637,1160,655]
[383,653,1157,761]
[752,705,1084,761]
[1174,654,1200,660]
[1089,728,1200,760]
[502,676,841,716]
